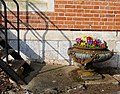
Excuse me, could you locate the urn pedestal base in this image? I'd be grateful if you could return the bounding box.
[70,68,103,81]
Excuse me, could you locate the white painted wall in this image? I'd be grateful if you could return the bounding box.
[3,0,54,12]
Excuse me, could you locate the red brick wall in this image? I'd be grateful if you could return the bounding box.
[2,0,120,31]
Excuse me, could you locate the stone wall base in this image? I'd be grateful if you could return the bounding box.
[0,30,120,68]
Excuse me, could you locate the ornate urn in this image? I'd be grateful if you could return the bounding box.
[68,36,114,80]
[68,46,113,67]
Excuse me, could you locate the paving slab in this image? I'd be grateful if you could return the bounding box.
[21,63,120,94]
[22,63,82,93]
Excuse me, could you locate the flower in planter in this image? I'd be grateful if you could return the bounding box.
[88,40,93,45]
[76,38,81,44]
[80,42,86,46]
[74,36,107,49]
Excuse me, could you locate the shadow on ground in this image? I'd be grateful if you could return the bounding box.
[24,62,69,84]
[95,67,120,75]
[24,62,46,84]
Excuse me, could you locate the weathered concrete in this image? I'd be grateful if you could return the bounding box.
[21,63,120,94]
[23,63,82,94]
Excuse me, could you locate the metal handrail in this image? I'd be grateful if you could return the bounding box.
[13,0,20,55]
[1,0,8,62]
[0,0,20,62]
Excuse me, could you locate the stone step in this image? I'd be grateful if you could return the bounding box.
[0,49,14,59]
[9,60,25,76]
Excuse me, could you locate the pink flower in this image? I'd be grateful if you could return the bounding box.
[76,38,81,44]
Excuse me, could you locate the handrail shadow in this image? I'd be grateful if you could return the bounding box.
[5,1,72,65]
[0,10,43,62]
[26,2,72,64]
[0,1,45,83]
[1,1,72,65]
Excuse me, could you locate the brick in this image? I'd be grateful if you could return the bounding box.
[108,26,113,30]
[114,2,120,6]
[65,21,75,24]
[66,9,74,12]
[108,10,114,14]
[90,10,101,13]
[85,10,91,13]
[91,18,101,21]
[100,6,106,9]
[94,14,99,17]
[83,14,94,17]
[50,17,55,20]
[76,5,82,9]
[55,1,67,4]
[58,5,65,8]
[83,6,93,9]
[99,22,104,25]
[49,25,56,29]
[105,22,114,25]
[101,18,107,21]
[57,25,67,28]
[74,1,84,4]
[102,1,108,6]
[65,13,75,16]
[74,9,84,13]
[67,17,72,20]
[114,18,120,21]
[75,25,90,29]
[91,26,101,29]
[75,21,82,24]
[65,5,75,8]
[20,16,26,19]
[93,22,99,25]
[7,16,13,19]
[84,1,91,5]
[73,17,85,21]
[58,21,64,24]
[115,15,120,17]
[82,22,93,25]
[59,13,64,16]
[107,18,114,21]
[56,17,66,20]
[55,5,59,8]
[99,14,105,17]
[74,25,84,29]
[68,1,74,4]
[94,6,99,9]
[52,21,59,24]
[46,13,58,16]
[114,11,120,14]
[101,10,107,13]
[84,18,91,21]
[113,26,120,30]
[115,22,120,25]
[68,25,73,28]
[92,1,103,5]
[114,7,120,10]
[55,9,66,12]
[77,13,82,16]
